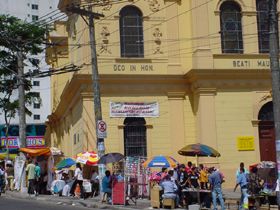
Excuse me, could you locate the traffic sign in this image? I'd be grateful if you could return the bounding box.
[97,120,107,138]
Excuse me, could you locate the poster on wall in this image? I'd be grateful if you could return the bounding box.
[110,102,159,117]
[237,136,255,151]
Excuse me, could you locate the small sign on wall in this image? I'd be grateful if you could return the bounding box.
[237,136,255,151]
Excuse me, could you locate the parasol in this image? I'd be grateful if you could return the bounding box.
[56,158,76,170]
[142,155,178,168]
[76,151,98,166]
[98,152,124,164]
[178,143,220,157]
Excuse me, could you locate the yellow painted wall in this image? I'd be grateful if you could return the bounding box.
[44,0,276,189]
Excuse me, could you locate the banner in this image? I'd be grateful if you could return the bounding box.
[110,102,159,117]
[26,136,45,148]
[1,136,45,148]
[1,137,19,148]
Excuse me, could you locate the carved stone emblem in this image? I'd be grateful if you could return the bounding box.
[145,0,160,12]
[99,26,111,54]
[153,28,163,54]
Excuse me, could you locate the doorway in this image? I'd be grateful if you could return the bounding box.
[258,101,276,162]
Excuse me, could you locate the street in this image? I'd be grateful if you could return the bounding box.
[0,196,91,210]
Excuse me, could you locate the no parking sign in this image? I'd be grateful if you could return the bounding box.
[97,120,107,138]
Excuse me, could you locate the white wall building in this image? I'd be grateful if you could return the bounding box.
[0,0,60,125]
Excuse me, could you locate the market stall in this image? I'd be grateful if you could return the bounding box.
[248,161,278,208]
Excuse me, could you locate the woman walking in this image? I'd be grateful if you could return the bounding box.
[70,163,84,198]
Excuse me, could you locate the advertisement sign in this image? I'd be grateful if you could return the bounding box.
[1,137,19,148]
[110,102,159,117]
[26,136,45,148]
[237,136,255,151]
[0,136,45,149]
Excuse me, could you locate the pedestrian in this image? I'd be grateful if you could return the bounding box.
[0,163,5,194]
[234,168,249,210]
[208,167,225,210]
[199,164,208,190]
[34,162,41,196]
[90,169,99,197]
[5,162,14,191]
[26,159,36,196]
[70,163,84,199]
[102,170,112,203]
[236,162,249,178]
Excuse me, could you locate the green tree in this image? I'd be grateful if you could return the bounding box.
[0,15,48,146]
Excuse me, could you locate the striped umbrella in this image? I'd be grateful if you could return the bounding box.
[76,151,99,166]
[178,143,220,157]
[142,155,178,168]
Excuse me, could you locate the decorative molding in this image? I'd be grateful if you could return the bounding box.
[145,0,160,12]
[251,120,260,127]
[99,26,111,54]
[167,92,186,99]
[152,28,163,54]
[191,87,217,96]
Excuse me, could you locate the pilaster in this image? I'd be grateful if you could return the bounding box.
[167,92,186,160]
[193,88,218,149]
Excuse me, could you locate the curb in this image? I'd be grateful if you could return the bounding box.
[3,191,150,210]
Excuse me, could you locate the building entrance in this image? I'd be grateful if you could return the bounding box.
[258,101,276,162]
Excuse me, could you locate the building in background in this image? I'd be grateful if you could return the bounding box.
[46,0,278,187]
[0,0,60,125]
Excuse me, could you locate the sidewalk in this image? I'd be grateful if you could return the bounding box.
[3,189,242,209]
[4,190,151,210]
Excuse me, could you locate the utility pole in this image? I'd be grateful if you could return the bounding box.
[67,6,106,173]
[17,37,26,148]
[268,0,280,206]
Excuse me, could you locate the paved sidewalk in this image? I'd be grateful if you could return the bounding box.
[3,189,241,209]
[3,190,151,210]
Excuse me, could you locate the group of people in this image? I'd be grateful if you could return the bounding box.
[26,159,42,196]
[152,162,225,209]
[156,161,266,210]
[0,161,14,194]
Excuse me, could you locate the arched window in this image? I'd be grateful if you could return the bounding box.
[119,6,144,57]
[256,0,275,53]
[220,1,243,53]
[124,117,147,157]
[258,101,274,121]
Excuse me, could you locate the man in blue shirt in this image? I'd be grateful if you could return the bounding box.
[208,168,225,210]
[160,175,180,207]
[234,168,248,209]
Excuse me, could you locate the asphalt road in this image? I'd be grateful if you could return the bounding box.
[0,196,91,210]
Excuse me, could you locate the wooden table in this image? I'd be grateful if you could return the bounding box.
[182,188,211,208]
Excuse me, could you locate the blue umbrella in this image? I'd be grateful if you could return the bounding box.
[143,155,178,168]
[56,158,76,170]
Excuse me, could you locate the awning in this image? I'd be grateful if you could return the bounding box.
[19,148,51,156]
[0,153,17,160]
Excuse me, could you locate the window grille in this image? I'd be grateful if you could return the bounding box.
[33,103,40,109]
[33,81,40,86]
[32,4,39,10]
[220,2,243,53]
[256,0,276,53]
[120,6,144,57]
[124,118,147,157]
[34,115,40,120]
[258,101,274,121]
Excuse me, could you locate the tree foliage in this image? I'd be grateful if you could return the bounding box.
[0,15,48,126]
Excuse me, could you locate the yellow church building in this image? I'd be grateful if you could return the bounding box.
[46,0,278,187]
